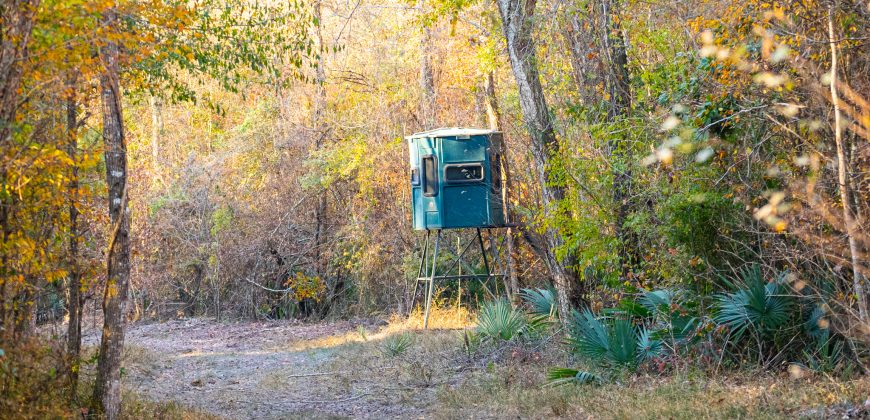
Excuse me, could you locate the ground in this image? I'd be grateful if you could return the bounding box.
[81,312,870,419]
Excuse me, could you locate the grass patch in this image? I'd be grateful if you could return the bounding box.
[435,359,870,419]
[122,391,223,419]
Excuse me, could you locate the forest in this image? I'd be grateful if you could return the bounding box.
[1,0,868,418]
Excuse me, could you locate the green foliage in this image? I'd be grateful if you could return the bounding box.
[661,188,741,261]
[137,0,319,108]
[520,287,558,318]
[640,289,700,343]
[545,367,603,386]
[210,205,233,237]
[567,310,661,370]
[476,299,527,342]
[463,330,481,355]
[475,299,545,342]
[800,305,845,373]
[381,333,414,357]
[713,265,793,341]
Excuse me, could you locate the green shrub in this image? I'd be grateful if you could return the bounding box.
[713,265,793,341]
[520,287,558,318]
[380,333,414,357]
[475,299,545,342]
[567,310,662,370]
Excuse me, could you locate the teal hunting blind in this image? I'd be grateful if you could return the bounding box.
[407,128,507,229]
[406,128,511,328]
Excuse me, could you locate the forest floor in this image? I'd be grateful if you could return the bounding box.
[80,312,870,419]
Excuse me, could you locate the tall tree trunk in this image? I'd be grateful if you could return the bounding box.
[92,8,132,419]
[827,9,866,321]
[600,0,634,279]
[0,0,38,343]
[482,73,519,302]
[66,74,83,397]
[312,0,328,278]
[418,0,436,128]
[496,0,579,323]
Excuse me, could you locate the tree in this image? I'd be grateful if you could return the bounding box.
[91,7,131,418]
[826,7,866,321]
[0,0,39,342]
[495,0,579,322]
[65,72,83,397]
[600,0,634,278]
[419,0,437,127]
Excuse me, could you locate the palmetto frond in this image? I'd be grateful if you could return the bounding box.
[545,367,603,386]
[714,265,793,340]
[520,287,558,318]
[476,299,527,341]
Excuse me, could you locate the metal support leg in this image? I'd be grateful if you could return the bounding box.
[488,228,506,298]
[476,228,496,299]
[423,230,441,329]
[409,230,430,316]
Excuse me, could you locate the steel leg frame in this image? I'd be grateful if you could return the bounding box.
[423,230,442,329]
[408,230,430,317]
[411,228,509,329]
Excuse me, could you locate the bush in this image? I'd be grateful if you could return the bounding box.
[567,310,661,370]
[475,299,546,343]
[0,338,74,418]
[380,332,414,357]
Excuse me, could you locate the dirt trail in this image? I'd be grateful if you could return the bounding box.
[84,318,429,419]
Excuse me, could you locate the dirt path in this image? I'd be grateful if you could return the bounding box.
[85,318,433,419]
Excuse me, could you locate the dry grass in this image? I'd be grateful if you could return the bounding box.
[436,363,869,419]
[122,392,224,420]
[91,313,869,418]
[286,305,472,351]
[286,312,870,419]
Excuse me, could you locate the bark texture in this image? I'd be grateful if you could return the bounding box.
[66,74,82,396]
[600,0,635,279]
[92,9,132,419]
[827,9,867,321]
[496,0,579,321]
[0,0,38,341]
[313,0,328,280]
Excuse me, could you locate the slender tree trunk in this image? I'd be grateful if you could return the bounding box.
[828,9,867,321]
[600,0,634,280]
[313,0,328,279]
[65,74,82,397]
[496,0,579,323]
[92,8,132,419]
[565,5,601,107]
[482,73,519,302]
[418,0,436,128]
[0,0,37,343]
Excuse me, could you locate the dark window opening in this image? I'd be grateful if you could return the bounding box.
[444,163,484,183]
[410,167,420,186]
[422,156,438,196]
[491,154,502,194]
